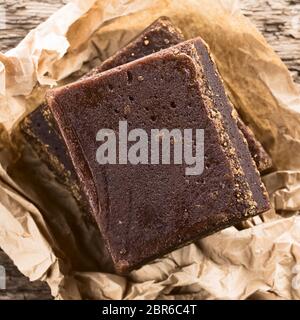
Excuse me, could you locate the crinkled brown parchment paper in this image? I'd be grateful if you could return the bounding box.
[0,0,300,300]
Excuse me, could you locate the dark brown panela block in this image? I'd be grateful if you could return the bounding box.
[47,38,270,274]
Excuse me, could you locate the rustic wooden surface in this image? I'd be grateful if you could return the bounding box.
[0,0,299,300]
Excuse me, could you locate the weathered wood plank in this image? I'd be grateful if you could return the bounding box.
[0,0,299,300]
[0,251,51,300]
[241,0,300,83]
[0,0,65,52]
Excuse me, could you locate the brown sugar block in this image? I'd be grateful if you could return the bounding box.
[84,16,185,78]
[47,38,270,274]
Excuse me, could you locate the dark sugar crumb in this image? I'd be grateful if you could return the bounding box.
[170,101,176,109]
[150,115,157,122]
[127,71,133,83]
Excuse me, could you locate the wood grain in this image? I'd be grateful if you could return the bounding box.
[0,0,65,52]
[242,0,300,84]
[0,0,299,300]
[0,251,52,300]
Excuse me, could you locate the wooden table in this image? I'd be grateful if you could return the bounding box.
[0,0,299,300]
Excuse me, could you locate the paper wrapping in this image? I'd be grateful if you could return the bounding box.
[0,0,300,300]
